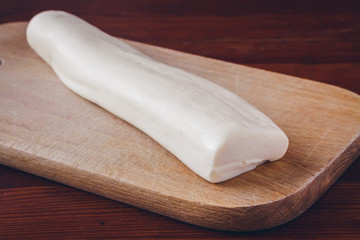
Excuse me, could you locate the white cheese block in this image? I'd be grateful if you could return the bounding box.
[26,11,289,183]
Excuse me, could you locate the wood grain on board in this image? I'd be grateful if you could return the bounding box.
[0,22,359,232]
[0,1,359,238]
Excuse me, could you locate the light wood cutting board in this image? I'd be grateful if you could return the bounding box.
[0,22,359,231]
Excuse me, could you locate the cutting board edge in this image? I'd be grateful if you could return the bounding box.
[1,21,360,231]
[1,134,359,231]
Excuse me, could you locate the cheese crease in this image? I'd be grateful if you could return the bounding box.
[27,11,289,183]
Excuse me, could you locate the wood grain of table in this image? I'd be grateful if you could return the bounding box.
[0,0,359,239]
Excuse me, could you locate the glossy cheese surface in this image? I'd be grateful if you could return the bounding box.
[26,11,289,183]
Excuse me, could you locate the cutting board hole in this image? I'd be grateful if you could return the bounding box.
[0,59,3,66]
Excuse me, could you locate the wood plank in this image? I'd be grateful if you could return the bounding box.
[0,22,359,231]
[0,176,359,239]
[1,1,359,65]
[248,63,360,94]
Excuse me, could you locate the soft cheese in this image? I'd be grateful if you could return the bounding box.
[26,11,289,183]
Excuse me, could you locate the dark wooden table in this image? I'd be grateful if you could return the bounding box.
[0,0,359,239]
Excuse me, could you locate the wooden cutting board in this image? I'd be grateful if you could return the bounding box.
[0,22,359,231]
